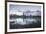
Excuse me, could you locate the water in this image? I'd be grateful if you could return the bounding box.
[10,17,41,29]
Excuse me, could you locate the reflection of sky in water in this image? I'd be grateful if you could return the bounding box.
[10,18,40,25]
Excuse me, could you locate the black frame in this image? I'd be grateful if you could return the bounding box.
[5,1,44,34]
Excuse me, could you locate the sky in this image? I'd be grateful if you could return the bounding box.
[9,4,41,12]
[9,4,41,16]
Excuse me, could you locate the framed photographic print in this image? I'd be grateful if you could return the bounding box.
[5,1,44,33]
